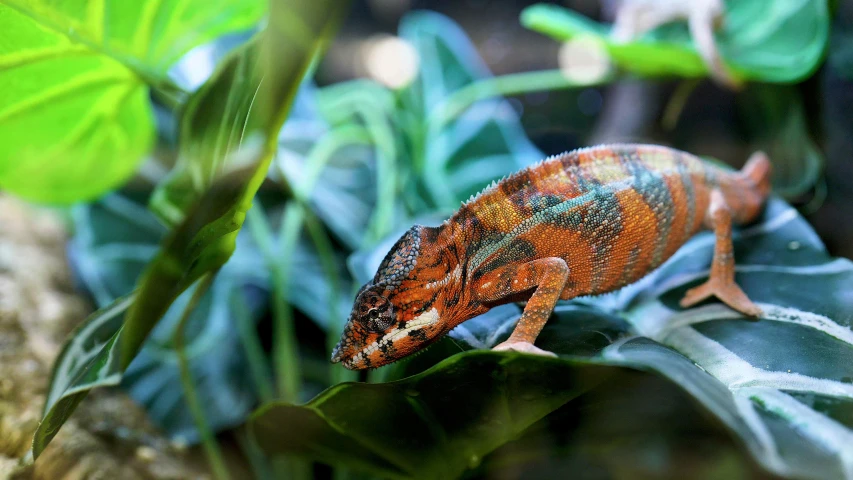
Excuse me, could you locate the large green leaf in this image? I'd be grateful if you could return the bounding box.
[151,0,349,224]
[33,0,350,458]
[0,0,265,203]
[521,0,829,83]
[251,199,853,479]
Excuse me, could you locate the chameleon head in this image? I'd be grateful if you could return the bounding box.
[330,285,444,369]
[331,224,449,370]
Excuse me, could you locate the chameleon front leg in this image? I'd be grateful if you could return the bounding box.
[680,189,762,317]
[474,257,569,357]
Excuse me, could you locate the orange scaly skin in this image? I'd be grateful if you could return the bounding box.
[332,144,772,370]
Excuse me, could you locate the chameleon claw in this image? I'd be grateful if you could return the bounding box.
[492,341,558,358]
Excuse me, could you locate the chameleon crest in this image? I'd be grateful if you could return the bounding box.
[333,144,771,370]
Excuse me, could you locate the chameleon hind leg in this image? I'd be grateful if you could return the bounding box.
[474,257,569,357]
[680,189,762,317]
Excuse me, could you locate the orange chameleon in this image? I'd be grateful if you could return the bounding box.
[331,144,771,370]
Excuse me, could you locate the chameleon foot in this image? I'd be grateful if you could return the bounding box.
[492,341,558,358]
[680,278,762,318]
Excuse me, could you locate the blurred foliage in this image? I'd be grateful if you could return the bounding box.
[522,0,830,83]
[32,0,349,460]
[67,194,268,442]
[737,85,824,199]
[12,1,850,479]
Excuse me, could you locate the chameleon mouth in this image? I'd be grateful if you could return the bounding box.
[340,308,440,370]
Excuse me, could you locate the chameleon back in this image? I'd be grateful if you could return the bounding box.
[456,144,770,297]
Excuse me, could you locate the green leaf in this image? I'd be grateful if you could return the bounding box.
[33,0,350,458]
[0,0,265,203]
[35,294,132,456]
[255,200,853,479]
[398,11,544,210]
[521,0,830,83]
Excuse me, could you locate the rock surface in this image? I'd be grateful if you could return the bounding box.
[0,196,211,480]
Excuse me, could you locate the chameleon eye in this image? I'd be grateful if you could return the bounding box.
[365,307,394,332]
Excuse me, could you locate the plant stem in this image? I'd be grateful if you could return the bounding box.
[173,273,230,480]
[303,210,357,385]
[429,69,611,132]
[149,78,188,110]
[272,203,306,401]
[291,125,373,201]
[232,290,275,402]
[246,204,312,479]
[661,78,700,131]
[246,204,302,400]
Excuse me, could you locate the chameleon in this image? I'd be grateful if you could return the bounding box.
[331,144,771,370]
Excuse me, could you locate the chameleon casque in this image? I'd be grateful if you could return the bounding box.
[332,144,771,370]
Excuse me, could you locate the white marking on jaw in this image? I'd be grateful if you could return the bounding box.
[347,308,440,365]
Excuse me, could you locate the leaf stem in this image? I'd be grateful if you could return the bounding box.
[247,203,304,402]
[232,290,275,402]
[429,69,610,132]
[302,210,356,385]
[173,273,230,480]
[271,202,305,401]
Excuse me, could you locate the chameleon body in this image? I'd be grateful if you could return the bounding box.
[332,144,771,370]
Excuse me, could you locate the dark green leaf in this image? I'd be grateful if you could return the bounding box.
[0,0,265,203]
[251,351,612,479]
[34,294,132,456]
[152,0,350,224]
[151,36,266,224]
[521,1,830,83]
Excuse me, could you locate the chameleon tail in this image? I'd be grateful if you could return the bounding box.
[727,151,772,224]
[740,151,772,199]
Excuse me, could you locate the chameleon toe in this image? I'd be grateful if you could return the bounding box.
[680,279,763,318]
[492,341,558,358]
